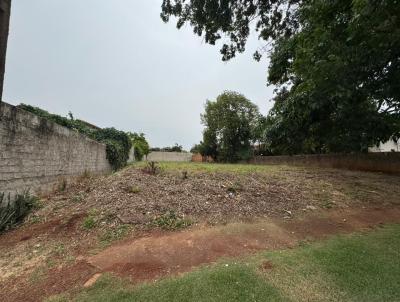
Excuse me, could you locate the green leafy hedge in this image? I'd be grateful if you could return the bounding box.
[19,104,132,170]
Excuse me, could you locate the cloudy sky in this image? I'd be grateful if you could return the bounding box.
[4,0,275,149]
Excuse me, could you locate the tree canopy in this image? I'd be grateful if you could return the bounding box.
[161,0,300,61]
[162,0,400,154]
[265,0,400,153]
[197,91,261,162]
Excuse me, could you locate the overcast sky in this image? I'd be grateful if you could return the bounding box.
[4,0,275,149]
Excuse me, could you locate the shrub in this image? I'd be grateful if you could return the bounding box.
[127,132,150,161]
[0,191,40,233]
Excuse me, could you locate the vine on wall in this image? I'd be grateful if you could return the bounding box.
[19,104,132,170]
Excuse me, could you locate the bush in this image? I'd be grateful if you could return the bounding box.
[127,132,150,161]
[0,191,40,233]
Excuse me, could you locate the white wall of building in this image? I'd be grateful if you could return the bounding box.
[369,140,399,152]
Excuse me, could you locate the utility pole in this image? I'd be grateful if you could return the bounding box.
[0,0,11,104]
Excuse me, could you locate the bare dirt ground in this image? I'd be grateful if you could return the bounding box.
[0,164,400,302]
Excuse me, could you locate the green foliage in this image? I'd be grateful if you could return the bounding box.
[150,144,184,153]
[127,186,141,194]
[82,215,96,230]
[153,211,192,230]
[162,1,400,154]
[160,0,299,61]
[92,128,132,170]
[198,91,261,162]
[99,225,131,246]
[127,132,150,161]
[143,161,161,175]
[58,179,67,192]
[0,191,40,233]
[264,0,400,154]
[19,104,132,170]
[190,143,203,154]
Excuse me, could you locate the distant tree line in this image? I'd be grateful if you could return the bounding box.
[150,144,185,153]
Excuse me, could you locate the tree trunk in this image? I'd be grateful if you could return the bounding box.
[0,0,11,103]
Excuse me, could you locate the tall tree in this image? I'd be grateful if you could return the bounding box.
[266,0,400,153]
[199,91,261,162]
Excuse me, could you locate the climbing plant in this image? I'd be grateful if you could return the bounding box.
[19,104,132,170]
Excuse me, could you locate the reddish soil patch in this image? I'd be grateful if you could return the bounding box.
[89,221,293,282]
[0,213,86,248]
[281,206,400,239]
[88,206,400,282]
[0,261,97,302]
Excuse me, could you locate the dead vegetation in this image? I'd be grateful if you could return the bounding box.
[29,163,400,228]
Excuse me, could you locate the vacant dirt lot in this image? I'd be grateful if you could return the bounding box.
[1,163,400,302]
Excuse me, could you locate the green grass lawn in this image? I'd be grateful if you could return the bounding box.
[48,225,400,302]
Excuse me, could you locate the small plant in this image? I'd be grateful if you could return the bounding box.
[0,190,40,233]
[227,181,244,194]
[53,243,66,257]
[81,170,91,179]
[58,179,67,192]
[153,211,193,230]
[82,216,96,230]
[125,185,141,194]
[322,201,335,209]
[99,224,131,246]
[181,170,188,180]
[71,193,85,203]
[143,161,160,175]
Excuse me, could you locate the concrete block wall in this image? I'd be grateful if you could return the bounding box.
[248,153,400,174]
[0,102,112,200]
[147,151,193,162]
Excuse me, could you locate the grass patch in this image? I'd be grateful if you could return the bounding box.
[132,162,286,174]
[48,224,400,302]
[60,264,284,302]
[71,193,85,203]
[82,216,96,230]
[99,224,132,247]
[261,224,400,302]
[152,211,193,230]
[126,186,141,194]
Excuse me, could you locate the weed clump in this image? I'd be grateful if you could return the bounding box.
[0,190,41,232]
[58,179,67,192]
[143,161,161,175]
[126,186,141,194]
[99,224,131,246]
[153,211,192,230]
[227,181,244,194]
[82,216,96,230]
